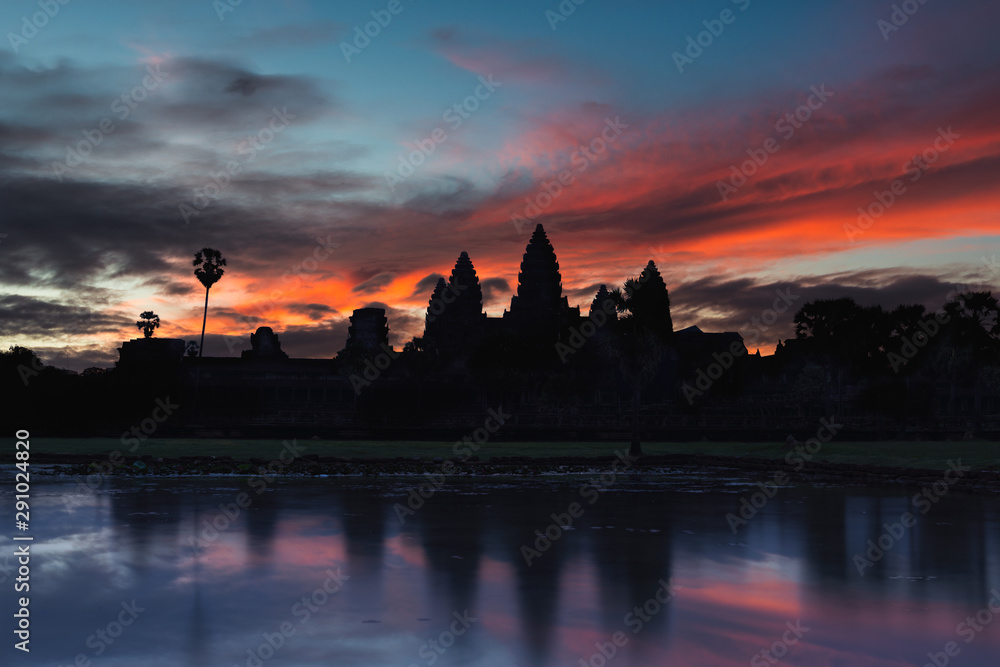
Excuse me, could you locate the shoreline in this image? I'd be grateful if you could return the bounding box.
[12,451,1000,494]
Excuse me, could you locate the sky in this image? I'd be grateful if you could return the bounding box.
[1,0,999,370]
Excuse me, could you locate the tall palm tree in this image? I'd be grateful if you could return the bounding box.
[136,311,160,339]
[193,248,226,357]
[606,277,667,458]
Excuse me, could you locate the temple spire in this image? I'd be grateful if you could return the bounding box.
[508,224,568,319]
[423,251,485,352]
[449,251,484,320]
[590,284,617,321]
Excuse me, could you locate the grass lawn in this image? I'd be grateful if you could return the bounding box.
[20,438,1000,470]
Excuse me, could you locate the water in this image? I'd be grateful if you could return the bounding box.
[2,470,999,666]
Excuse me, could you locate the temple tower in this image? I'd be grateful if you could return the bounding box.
[424,251,485,353]
[590,284,618,321]
[242,326,289,360]
[343,307,389,354]
[505,224,578,339]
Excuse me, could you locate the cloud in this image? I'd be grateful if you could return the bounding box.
[0,295,131,338]
[481,277,511,306]
[352,272,396,294]
[427,26,595,87]
[669,270,974,350]
[287,303,336,321]
[411,273,445,298]
[224,76,263,96]
[2,18,999,373]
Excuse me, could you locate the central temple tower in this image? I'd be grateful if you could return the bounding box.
[504,223,579,340]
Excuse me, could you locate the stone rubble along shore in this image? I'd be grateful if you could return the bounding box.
[16,452,1000,494]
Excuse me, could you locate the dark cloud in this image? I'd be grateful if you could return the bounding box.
[0,295,130,337]
[224,76,262,96]
[352,272,396,294]
[211,308,266,328]
[0,172,365,293]
[156,280,197,297]
[263,320,348,359]
[287,303,336,321]
[411,273,445,298]
[670,271,973,350]
[566,282,603,303]
[481,277,511,305]
[27,343,119,371]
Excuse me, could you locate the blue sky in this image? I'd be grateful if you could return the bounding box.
[2,0,998,368]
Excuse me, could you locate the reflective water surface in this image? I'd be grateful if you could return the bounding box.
[3,471,1000,666]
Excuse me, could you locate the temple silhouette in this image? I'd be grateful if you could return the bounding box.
[105,223,751,439]
[5,224,998,441]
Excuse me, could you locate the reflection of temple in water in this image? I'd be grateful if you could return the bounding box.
[81,476,1000,665]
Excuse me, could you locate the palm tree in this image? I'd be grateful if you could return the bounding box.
[606,274,669,458]
[193,248,227,357]
[136,311,160,339]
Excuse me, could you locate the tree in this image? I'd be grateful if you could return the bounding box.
[943,291,1000,355]
[793,297,889,411]
[629,260,673,341]
[193,248,227,357]
[1,345,46,387]
[607,263,672,457]
[136,311,160,339]
[942,291,1000,431]
[185,341,200,358]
